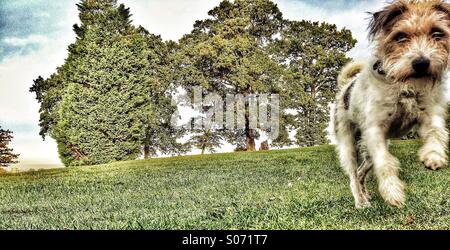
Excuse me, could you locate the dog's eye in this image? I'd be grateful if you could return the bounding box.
[431,29,446,41]
[394,32,408,43]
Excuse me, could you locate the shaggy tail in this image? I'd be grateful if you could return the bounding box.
[337,61,365,87]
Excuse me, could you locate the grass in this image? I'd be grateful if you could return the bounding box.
[0,140,448,230]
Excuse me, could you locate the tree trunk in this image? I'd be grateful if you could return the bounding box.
[246,129,256,151]
[244,105,256,151]
[244,91,256,152]
[201,146,206,155]
[144,144,150,159]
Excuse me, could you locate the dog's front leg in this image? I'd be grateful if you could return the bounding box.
[335,120,370,208]
[418,106,449,170]
[365,126,405,207]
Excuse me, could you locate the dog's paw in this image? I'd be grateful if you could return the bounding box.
[379,176,405,208]
[355,200,372,209]
[351,185,371,209]
[419,150,447,170]
[355,189,372,209]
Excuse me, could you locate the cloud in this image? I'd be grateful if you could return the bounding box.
[0,2,78,166]
[0,34,74,122]
[0,0,77,61]
[0,31,76,165]
[275,0,384,59]
[2,34,50,47]
[122,0,222,41]
[0,36,72,166]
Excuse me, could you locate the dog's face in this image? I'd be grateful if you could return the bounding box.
[369,0,450,83]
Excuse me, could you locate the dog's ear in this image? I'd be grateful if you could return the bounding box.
[368,3,407,40]
[434,2,450,20]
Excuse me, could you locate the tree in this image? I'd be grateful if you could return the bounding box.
[31,0,178,166]
[142,87,189,158]
[174,0,285,151]
[57,3,152,166]
[31,1,133,141]
[138,33,188,159]
[188,128,223,155]
[0,126,19,167]
[271,20,356,147]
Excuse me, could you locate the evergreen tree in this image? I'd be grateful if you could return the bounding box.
[0,126,19,167]
[55,29,152,165]
[31,0,178,166]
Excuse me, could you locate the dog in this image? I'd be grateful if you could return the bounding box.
[333,0,449,208]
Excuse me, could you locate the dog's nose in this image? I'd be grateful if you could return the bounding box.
[412,57,430,75]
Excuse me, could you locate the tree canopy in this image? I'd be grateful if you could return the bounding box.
[174,0,355,150]
[31,0,183,166]
[271,20,356,146]
[174,0,286,151]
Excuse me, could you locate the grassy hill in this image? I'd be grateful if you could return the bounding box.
[0,140,448,230]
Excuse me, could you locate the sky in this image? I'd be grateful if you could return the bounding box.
[0,0,428,167]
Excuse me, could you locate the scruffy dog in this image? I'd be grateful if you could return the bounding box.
[334,0,449,208]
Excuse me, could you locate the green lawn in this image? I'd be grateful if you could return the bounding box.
[0,140,448,230]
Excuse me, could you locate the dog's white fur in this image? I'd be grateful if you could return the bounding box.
[334,58,448,208]
[334,0,450,208]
